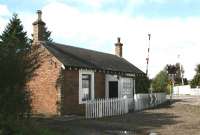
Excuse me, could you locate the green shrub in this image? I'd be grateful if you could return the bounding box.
[0,120,60,135]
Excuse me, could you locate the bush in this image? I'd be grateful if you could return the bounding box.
[152,71,169,93]
[135,76,150,93]
[0,120,60,135]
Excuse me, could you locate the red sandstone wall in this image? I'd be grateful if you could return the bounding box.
[27,46,61,116]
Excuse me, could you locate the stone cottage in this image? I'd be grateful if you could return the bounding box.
[27,10,145,116]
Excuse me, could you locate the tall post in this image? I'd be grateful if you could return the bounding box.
[146,33,152,94]
[146,33,151,76]
[133,79,136,99]
[178,55,184,85]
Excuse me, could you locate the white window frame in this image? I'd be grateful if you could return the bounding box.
[79,69,94,104]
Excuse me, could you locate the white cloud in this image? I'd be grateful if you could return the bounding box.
[79,0,104,8]
[1,2,200,80]
[127,0,167,5]
[0,4,10,34]
[0,4,10,16]
[39,2,200,79]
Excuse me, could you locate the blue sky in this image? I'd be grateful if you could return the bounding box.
[1,0,200,79]
[2,0,200,17]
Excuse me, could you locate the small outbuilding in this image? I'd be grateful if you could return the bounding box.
[27,10,145,116]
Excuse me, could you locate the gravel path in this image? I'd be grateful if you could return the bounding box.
[37,96,200,135]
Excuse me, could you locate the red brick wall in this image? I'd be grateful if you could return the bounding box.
[62,70,85,115]
[95,72,105,98]
[61,71,106,115]
[27,46,61,116]
[27,45,106,116]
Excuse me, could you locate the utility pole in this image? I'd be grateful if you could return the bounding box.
[177,54,184,85]
[146,33,152,94]
[146,33,151,77]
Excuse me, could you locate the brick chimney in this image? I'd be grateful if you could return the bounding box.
[115,37,123,57]
[32,10,45,43]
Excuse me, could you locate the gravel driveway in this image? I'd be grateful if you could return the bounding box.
[36,95,200,135]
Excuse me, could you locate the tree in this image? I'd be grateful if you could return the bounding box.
[135,76,150,93]
[43,26,53,42]
[166,63,187,85]
[0,14,33,121]
[191,64,200,88]
[152,70,169,93]
[174,63,185,85]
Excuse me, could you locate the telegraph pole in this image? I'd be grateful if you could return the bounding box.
[177,54,184,85]
[146,33,151,76]
[146,33,152,94]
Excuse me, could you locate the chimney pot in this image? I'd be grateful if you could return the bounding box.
[117,37,120,43]
[32,10,45,43]
[115,37,123,57]
[37,10,42,21]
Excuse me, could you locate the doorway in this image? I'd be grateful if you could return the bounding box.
[109,81,118,98]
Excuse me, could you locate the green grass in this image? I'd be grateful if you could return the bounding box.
[0,120,61,135]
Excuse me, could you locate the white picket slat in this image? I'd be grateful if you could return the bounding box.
[85,97,129,119]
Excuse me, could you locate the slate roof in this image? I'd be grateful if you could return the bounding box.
[44,42,145,75]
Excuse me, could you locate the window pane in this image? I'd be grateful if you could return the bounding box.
[82,80,89,88]
[82,74,91,101]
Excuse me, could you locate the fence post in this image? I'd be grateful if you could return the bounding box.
[85,100,88,119]
[125,97,128,113]
[99,99,102,118]
[85,97,131,119]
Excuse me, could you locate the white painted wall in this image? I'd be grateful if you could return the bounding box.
[105,74,119,98]
[105,74,134,99]
[173,85,200,95]
[120,77,133,98]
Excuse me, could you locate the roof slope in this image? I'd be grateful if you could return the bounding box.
[44,42,144,74]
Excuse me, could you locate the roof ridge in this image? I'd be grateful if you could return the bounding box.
[47,42,100,69]
[44,42,145,74]
[51,42,121,58]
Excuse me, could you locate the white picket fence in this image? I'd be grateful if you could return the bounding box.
[134,93,167,111]
[85,93,167,119]
[85,97,128,119]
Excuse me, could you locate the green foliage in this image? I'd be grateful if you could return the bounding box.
[0,14,31,120]
[152,70,169,93]
[174,63,183,85]
[0,14,30,50]
[135,76,150,93]
[166,63,187,85]
[191,64,200,88]
[0,13,55,135]
[174,63,188,85]
[0,14,40,121]
[0,120,60,135]
[43,26,53,42]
